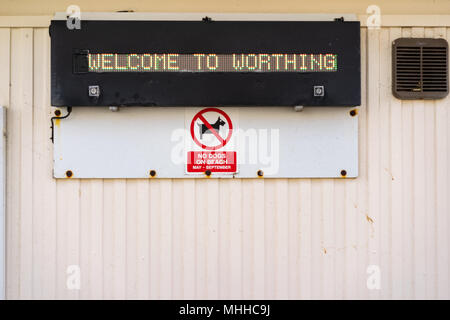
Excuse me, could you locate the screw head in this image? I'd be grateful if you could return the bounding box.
[314,85,325,97]
[88,85,100,97]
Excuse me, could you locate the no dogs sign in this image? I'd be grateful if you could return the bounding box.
[186,107,237,175]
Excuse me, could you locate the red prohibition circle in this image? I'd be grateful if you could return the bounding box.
[190,107,233,151]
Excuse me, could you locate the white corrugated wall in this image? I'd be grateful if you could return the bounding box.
[0,20,449,299]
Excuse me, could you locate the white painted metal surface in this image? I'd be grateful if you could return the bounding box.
[0,107,5,300]
[0,21,449,300]
[53,106,358,178]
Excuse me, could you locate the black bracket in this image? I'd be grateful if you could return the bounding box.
[50,107,72,143]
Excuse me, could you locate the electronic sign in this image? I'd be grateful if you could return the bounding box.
[50,19,360,106]
[86,53,338,73]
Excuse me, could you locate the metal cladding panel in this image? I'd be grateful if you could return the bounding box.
[1,21,450,300]
[0,107,5,300]
[49,20,361,107]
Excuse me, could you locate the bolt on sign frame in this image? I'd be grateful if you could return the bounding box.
[50,16,361,107]
[50,14,360,179]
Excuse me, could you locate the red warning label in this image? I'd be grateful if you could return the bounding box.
[187,151,237,173]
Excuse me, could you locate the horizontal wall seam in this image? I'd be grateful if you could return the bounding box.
[0,15,449,28]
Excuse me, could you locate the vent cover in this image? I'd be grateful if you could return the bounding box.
[393,38,448,99]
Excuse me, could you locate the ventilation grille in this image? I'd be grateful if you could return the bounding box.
[393,38,448,99]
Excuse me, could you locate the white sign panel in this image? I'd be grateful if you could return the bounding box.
[53,107,358,178]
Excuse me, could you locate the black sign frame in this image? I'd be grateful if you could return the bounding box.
[50,19,361,107]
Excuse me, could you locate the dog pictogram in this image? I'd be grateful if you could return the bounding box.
[198,117,226,139]
[190,107,233,151]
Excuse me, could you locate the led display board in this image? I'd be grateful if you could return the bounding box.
[87,53,338,73]
[50,19,360,106]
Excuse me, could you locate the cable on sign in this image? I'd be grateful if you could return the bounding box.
[50,107,72,143]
